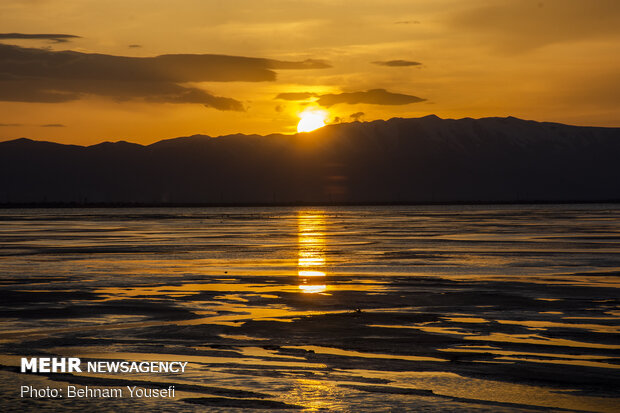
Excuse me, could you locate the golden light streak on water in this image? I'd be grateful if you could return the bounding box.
[297,211,328,293]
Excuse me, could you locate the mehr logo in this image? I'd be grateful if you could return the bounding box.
[21,358,82,373]
[20,357,189,374]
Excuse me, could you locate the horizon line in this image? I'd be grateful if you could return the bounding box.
[2,199,620,210]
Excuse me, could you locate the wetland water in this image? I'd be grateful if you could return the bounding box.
[0,205,619,412]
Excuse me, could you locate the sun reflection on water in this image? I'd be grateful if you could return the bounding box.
[297,212,328,293]
[285,379,341,411]
[298,284,328,293]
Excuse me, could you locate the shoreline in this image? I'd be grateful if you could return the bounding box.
[1,199,620,209]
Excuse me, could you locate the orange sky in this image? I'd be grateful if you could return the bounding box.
[1,0,619,145]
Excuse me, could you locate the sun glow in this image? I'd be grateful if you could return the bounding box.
[297,109,327,133]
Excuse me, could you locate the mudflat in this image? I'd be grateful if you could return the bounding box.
[0,205,618,412]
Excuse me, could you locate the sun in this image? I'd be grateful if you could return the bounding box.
[297,109,327,133]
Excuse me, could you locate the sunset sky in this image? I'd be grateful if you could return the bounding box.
[1,0,619,145]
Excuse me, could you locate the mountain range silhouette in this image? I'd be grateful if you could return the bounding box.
[1,115,619,205]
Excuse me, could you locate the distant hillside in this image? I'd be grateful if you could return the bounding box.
[1,115,619,205]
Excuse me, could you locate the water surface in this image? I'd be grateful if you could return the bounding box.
[0,205,619,411]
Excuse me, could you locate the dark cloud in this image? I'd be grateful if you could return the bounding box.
[372,60,421,67]
[275,89,425,107]
[0,33,81,43]
[0,44,329,110]
[350,112,365,121]
[128,44,142,48]
[0,123,66,127]
[395,20,420,25]
[317,89,426,107]
[269,59,331,70]
[275,92,318,101]
[0,72,240,108]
